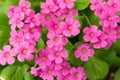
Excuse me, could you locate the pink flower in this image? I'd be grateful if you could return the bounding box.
[31,67,42,77]
[41,13,56,28]
[48,48,68,64]
[23,25,42,41]
[54,60,70,76]
[25,12,41,28]
[41,0,58,14]
[9,13,24,30]
[47,18,63,34]
[69,67,87,80]
[40,65,55,80]
[94,3,108,18]
[90,0,103,10]
[58,0,76,9]
[16,41,35,62]
[74,43,94,61]
[35,49,52,69]
[9,30,24,47]
[62,18,80,37]
[93,32,107,49]
[0,45,15,65]
[47,31,68,51]
[103,27,117,49]
[107,0,120,12]
[8,6,20,18]
[99,9,120,28]
[19,0,31,14]
[83,25,101,43]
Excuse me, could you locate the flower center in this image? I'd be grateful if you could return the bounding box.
[68,26,72,30]
[56,52,60,57]
[16,19,20,23]
[65,0,69,3]
[48,70,52,74]
[55,37,59,42]
[17,38,21,41]
[107,17,111,21]
[90,33,94,37]
[54,25,58,29]
[75,73,79,78]
[82,49,87,53]
[30,29,34,33]
[49,5,53,9]
[113,4,117,8]
[23,50,27,54]
[43,57,46,61]
[32,18,35,22]
[5,53,10,58]
[97,39,101,43]
[46,16,50,21]
[22,7,26,12]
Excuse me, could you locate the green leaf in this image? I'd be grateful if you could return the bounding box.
[95,47,120,67]
[0,65,18,80]
[0,25,10,49]
[75,0,90,10]
[0,0,19,14]
[83,57,109,80]
[113,39,120,54]
[36,38,46,51]
[0,64,34,80]
[114,68,120,80]
[65,41,73,61]
[20,64,34,80]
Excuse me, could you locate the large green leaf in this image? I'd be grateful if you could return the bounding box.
[95,47,120,67]
[0,0,19,14]
[0,25,10,49]
[83,56,109,80]
[114,68,120,80]
[0,64,34,80]
[75,0,90,10]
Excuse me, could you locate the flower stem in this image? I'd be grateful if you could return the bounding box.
[82,12,91,26]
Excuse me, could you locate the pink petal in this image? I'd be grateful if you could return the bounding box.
[67,2,74,9]
[47,40,55,48]
[17,54,25,62]
[3,45,11,51]
[55,57,63,64]
[26,53,34,61]
[63,30,71,37]
[7,57,15,65]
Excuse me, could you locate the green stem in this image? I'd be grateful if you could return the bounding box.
[82,12,91,26]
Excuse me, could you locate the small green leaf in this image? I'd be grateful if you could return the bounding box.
[83,56,109,80]
[114,68,120,80]
[75,0,90,10]
[36,38,46,51]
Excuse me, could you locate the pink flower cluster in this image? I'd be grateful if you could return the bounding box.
[0,0,87,80]
[0,0,42,65]
[74,0,120,62]
[30,0,86,80]
[89,0,120,49]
